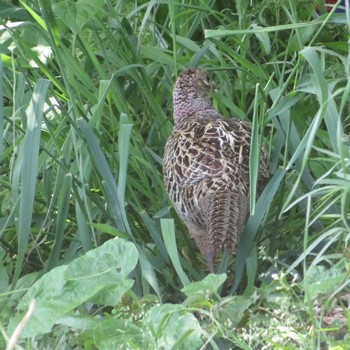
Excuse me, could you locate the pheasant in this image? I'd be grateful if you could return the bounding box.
[163,68,269,273]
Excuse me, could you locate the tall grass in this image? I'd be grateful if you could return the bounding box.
[0,0,349,348]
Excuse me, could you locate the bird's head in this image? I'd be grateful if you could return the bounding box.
[174,68,214,98]
[173,68,216,124]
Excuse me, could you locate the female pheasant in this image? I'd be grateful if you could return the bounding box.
[163,68,269,272]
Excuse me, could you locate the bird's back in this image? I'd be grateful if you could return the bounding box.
[163,114,267,270]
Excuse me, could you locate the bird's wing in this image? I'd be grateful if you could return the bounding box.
[176,118,252,189]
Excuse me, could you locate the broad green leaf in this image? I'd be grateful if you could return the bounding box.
[52,0,104,31]
[182,273,227,297]
[305,265,346,299]
[10,239,138,337]
[182,273,227,307]
[94,318,141,350]
[218,294,256,328]
[143,304,202,349]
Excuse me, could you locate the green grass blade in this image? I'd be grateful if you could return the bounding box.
[139,253,162,300]
[300,46,340,153]
[138,210,169,264]
[19,0,47,31]
[205,19,323,37]
[249,83,260,215]
[161,218,190,286]
[46,174,72,270]
[77,118,126,234]
[0,56,3,156]
[231,168,286,294]
[117,113,133,232]
[282,109,324,212]
[244,247,258,296]
[13,78,50,286]
[74,199,94,252]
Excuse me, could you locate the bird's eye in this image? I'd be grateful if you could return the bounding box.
[203,75,211,86]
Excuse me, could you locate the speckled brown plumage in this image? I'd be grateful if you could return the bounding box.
[163,68,269,272]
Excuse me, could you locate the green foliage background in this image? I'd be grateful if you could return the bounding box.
[0,0,349,349]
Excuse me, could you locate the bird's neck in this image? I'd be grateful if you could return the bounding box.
[173,91,218,125]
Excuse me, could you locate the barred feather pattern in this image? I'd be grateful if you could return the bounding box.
[163,68,269,272]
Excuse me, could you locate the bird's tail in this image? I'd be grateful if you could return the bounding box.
[207,189,249,257]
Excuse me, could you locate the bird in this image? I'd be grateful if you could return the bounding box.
[163,68,270,273]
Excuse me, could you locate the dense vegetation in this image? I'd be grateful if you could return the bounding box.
[1,0,349,349]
